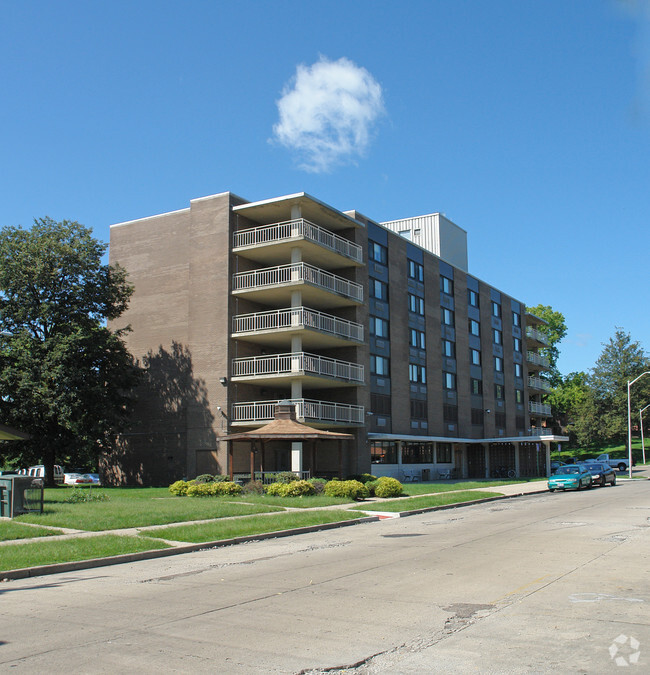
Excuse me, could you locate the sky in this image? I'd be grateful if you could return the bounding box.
[1,0,648,376]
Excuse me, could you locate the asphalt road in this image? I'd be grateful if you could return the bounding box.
[1,480,648,674]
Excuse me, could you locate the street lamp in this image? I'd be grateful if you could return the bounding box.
[640,403,650,465]
[627,371,650,478]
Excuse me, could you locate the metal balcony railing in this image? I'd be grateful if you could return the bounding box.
[232,352,364,383]
[231,399,365,425]
[528,376,551,392]
[526,351,550,369]
[528,427,554,436]
[526,327,550,345]
[232,262,363,303]
[529,401,552,416]
[232,306,364,342]
[233,218,363,264]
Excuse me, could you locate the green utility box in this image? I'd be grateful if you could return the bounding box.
[0,476,44,518]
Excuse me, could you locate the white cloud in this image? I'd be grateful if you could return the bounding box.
[272,56,385,173]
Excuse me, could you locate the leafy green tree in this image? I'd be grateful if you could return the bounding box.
[526,304,567,385]
[573,329,650,449]
[0,218,139,485]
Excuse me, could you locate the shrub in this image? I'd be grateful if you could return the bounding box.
[186,483,213,497]
[211,481,243,496]
[264,482,289,497]
[264,480,315,497]
[273,471,300,484]
[365,480,379,497]
[374,476,403,498]
[324,479,368,500]
[64,488,109,503]
[212,474,229,483]
[243,480,264,495]
[194,474,215,484]
[169,480,191,496]
[347,473,378,484]
[309,478,327,495]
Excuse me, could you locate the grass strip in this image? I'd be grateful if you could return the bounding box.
[352,490,500,512]
[0,521,63,541]
[231,494,353,508]
[16,488,284,530]
[401,479,542,496]
[141,509,366,543]
[0,534,171,572]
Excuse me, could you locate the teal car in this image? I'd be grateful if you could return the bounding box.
[548,464,593,492]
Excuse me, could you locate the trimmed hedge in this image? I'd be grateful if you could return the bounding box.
[170,480,243,497]
[265,480,315,497]
[374,476,403,498]
[323,479,368,500]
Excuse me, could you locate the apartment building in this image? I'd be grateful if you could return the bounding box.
[106,190,564,485]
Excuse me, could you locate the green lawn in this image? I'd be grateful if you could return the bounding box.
[142,509,367,543]
[0,520,63,541]
[401,479,542,496]
[0,534,171,572]
[353,490,500,512]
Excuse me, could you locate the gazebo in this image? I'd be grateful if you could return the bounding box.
[220,401,354,481]
[0,424,29,441]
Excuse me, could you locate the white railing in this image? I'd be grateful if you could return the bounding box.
[232,352,364,383]
[233,219,363,263]
[528,427,554,436]
[529,401,552,415]
[232,262,363,303]
[527,351,550,369]
[232,306,364,342]
[528,376,551,392]
[231,399,365,425]
[526,327,549,345]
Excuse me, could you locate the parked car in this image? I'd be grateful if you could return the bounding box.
[548,464,593,492]
[590,454,635,472]
[63,472,94,485]
[550,461,566,474]
[582,462,616,487]
[27,465,64,484]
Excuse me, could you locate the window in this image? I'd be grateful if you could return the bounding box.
[492,301,501,318]
[399,230,412,241]
[437,442,452,463]
[495,412,506,428]
[371,393,392,415]
[370,316,389,338]
[495,383,504,400]
[494,356,503,372]
[514,363,523,378]
[408,260,423,282]
[493,328,502,345]
[443,404,458,422]
[515,389,523,404]
[410,399,428,420]
[471,378,483,395]
[370,278,388,301]
[440,276,454,295]
[410,328,426,350]
[470,348,481,366]
[471,408,484,425]
[371,441,398,464]
[441,307,454,326]
[469,319,480,336]
[409,363,426,383]
[513,337,521,352]
[369,241,387,265]
[443,371,456,390]
[468,289,479,307]
[442,339,455,358]
[402,441,433,463]
[371,355,390,376]
[513,311,521,327]
[408,294,425,315]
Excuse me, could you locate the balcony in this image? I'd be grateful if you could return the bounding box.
[526,351,550,371]
[529,401,552,416]
[232,306,364,348]
[231,398,365,427]
[526,327,549,346]
[231,352,364,387]
[528,426,554,436]
[528,376,551,393]
[233,219,363,268]
[232,262,363,308]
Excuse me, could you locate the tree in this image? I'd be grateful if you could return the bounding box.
[0,218,139,485]
[573,329,650,449]
[526,304,567,385]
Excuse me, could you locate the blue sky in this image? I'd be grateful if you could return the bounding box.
[1,0,648,376]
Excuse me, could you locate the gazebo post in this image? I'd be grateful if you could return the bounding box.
[228,441,234,481]
[311,441,316,479]
[250,440,256,482]
[338,440,343,479]
[261,440,265,476]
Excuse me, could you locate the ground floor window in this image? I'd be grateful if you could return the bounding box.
[402,441,433,463]
[437,442,452,463]
[371,441,398,464]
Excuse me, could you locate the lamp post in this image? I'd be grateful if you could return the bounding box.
[640,403,650,465]
[627,371,650,478]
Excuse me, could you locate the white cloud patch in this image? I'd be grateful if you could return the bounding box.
[272,56,385,173]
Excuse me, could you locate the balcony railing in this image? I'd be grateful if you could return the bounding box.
[526,327,550,345]
[233,306,364,342]
[526,351,550,369]
[232,262,363,303]
[528,427,554,436]
[528,376,551,392]
[529,401,552,416]
[231,399,365,425]
[233,218,363,264]
[232,352,364,383]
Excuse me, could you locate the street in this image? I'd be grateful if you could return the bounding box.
[1,480,649,673]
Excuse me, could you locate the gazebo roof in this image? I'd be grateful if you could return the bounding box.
[0,424,30,441]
